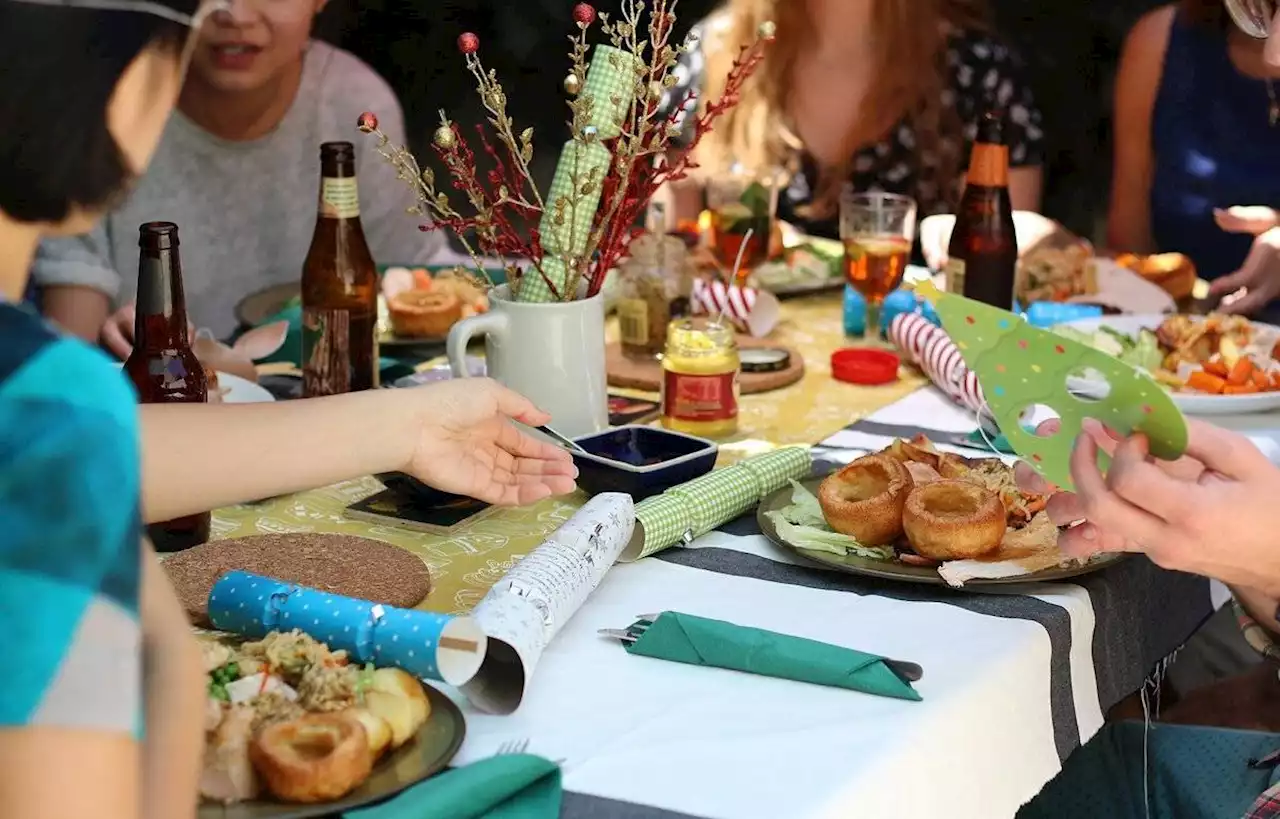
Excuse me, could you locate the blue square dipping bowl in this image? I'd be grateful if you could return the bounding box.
[571,425,718,500]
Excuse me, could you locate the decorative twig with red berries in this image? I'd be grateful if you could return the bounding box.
[357,1,773,301]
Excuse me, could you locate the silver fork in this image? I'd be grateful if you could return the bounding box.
[495,738,530,756]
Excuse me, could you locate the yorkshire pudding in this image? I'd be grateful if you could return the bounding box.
[387,289,463,338]
[817,454,914,545]
[250,712,373,804]
[902,480,1006,561]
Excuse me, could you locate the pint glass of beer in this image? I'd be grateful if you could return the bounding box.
[840,191,917,340]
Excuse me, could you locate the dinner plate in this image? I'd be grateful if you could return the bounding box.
[219,373,275,404]
[197,683,466,819]
[1058,313,1280,416]
[234,283,448,349]
[756,476,1125,587]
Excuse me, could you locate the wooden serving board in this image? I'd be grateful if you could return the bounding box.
[606,336,805,394]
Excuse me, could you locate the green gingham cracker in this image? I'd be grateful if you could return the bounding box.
[619,447,814,562]
[738,447,813,496]
[516,256,571,303]
[581,45,643,139]
[537,139,612,259]
[668,467,760,537]
[622,493,695,561]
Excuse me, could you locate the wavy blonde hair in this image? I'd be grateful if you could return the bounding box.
[691,0,991,216]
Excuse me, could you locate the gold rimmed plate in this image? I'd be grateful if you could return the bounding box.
[198,684,465,819]
[757,476,1125,587]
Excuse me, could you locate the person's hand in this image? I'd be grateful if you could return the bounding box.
[1214,206,1280,236]
[403,378,577,506]
[101,302,196,360]
[1207,221,1280,315]
[1014,417,1280,596]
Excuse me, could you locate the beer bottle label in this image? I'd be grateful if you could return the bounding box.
[945,257,967,296]
[320,177,360,219]
[617,298,649,346]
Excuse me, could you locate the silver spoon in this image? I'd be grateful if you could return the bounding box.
[536,425,587,453]
[1225,0,1275,39]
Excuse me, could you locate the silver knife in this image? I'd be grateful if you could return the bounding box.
[845,420,993,452]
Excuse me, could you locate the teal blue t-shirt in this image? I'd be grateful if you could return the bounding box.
[0,302,142,736]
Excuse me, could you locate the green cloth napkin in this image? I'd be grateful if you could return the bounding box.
[625,612,922,702]
[344,754,561,819]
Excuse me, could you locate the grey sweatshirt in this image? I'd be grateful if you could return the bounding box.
[31,41,445,338]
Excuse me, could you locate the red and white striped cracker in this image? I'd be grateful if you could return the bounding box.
[888,312,986,412]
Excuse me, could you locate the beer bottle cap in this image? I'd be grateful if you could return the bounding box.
[830,348,900,385]
[976,109,1007,145]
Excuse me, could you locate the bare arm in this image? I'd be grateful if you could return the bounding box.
[140,542,204,819]
[1008,166,1044,214]
[1106,5,1173,254]
[41,285,113,346]
[138,388,418,522]
[0,731,139,819]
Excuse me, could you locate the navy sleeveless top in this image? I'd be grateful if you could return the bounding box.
[1151,14,1280,281]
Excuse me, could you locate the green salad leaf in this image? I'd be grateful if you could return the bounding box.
[765,482,894,560]
[1052,324,1163,373]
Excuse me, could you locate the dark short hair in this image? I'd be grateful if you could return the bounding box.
[1181,0,1227,28]
[0,0,198,223]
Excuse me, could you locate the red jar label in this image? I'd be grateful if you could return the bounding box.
[662,370,738,421]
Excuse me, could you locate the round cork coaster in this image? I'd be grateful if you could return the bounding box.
[606,336,805,394]
[164,533,432,628]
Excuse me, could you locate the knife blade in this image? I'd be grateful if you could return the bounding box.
[845,420,995,452]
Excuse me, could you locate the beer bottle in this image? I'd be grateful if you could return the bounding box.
[946,110,1018,308]
[301,141,379,396]
[123,222,212,553]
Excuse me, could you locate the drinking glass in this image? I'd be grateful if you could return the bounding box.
[705,167,781,281]
[840,191,917,340]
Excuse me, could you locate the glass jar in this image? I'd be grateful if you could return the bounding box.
[661,317,740,438]
[618,204,692,360]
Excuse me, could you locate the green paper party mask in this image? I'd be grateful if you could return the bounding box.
[915,282,1188,490]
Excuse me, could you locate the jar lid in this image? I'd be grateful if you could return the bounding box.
[831,348,901,385]
[740,347,790,372]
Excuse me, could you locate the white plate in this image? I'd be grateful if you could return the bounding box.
[218,372,275,403]
[1058,314,1280,416]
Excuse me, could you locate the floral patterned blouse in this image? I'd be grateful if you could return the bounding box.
[662,18,1047,237]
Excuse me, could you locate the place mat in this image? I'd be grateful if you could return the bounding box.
[605,338,805,394]
[211,479,582,615]
[164,533,432,627]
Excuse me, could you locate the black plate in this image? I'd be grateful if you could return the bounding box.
[198,684,465,819]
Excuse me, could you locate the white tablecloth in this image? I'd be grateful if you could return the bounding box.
[442,386,1234,819]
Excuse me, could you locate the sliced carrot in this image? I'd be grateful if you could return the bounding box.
[412,268,433,290]
[1226,358,1256,386]
[1271,372,1280,389]
[1186,371,1227,394]
[1253,370,1271,389]
[1203,358,1229,378]
[1225,383,1260,395]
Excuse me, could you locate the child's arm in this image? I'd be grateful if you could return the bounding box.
[140,542,205,819]
[138,378,577,522]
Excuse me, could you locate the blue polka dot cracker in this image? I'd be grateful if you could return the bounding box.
[913,281,1188,490]
[208,571,487,686]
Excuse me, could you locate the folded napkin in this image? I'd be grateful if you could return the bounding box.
[620,446,812,561]
[345,754,561,819]
[623,612,922,702]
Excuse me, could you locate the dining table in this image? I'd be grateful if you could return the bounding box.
[212,287,1229,819]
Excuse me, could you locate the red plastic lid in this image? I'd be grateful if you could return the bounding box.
[831,348,901,385]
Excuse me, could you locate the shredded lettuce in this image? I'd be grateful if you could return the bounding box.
[765,482,894,560]
[1052,324,1163,373]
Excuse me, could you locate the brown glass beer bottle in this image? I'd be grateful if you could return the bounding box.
[301,141,378,396]
[945,110,1019,308]
[123,222,212,553]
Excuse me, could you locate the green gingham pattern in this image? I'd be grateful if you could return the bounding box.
[621,446,813,561]
[537,139,612,257]
[516,256,571,303]
[581,45,642,139]
[624,494,696,562]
